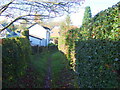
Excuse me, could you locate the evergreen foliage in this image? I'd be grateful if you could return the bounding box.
[2,37,32,88]
[65,2,120,88]
[82,6,92,25]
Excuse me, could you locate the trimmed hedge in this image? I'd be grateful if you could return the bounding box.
[76,39,120,88]
[65,2,120,88]
[2,37,31,88]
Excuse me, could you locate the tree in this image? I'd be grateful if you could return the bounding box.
[82,6,92,24]
[58,15,72,53]
[0,0,85,32]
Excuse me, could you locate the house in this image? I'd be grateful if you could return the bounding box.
[50,26,60,38]
[0,23,21,38]
[50,26,60,44]
[0,24,10,38]
[28,23,51,46]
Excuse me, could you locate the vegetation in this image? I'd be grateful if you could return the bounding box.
[0,0,84,32]
[58,15,74,54]
[76,39,120,88]
[49,47,77,88]
[64,2,120,88]
[2,38,77,88]
[51,51,68,87]
[29,49,50,87]
[22,29,29,40]
[1,1,120,88]
[82,6,92,25]
[28,45,78,88]
[65,28,80,69]
[2,37,31,88]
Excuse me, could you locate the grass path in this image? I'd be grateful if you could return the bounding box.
[50,50,78,88]
[15,47,78,88]
[44,53,52,88]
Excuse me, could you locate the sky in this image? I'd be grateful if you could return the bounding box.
[0,0,119,27]
[70,0,119,27]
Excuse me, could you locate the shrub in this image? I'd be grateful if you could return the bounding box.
[75,39,120,88]
[22,30,29,40]
[65,2,120,87]
[2,37,31,88]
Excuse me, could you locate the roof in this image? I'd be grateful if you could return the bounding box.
[29,35,42,40]
[0,23,20,38]
[6,32,19,38]
[28,23,51,31]
[28,23,37,29]
[1,23,12,33]
[43,26,50,30]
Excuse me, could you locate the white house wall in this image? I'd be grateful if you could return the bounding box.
[29,36,48,46]
[29,36,41,46]
[29,24,50,46]
[46,31,50,45]
[41,39,47,46]
[29,24,47,39]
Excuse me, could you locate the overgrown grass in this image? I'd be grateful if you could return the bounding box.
[30,51,49,87]
[51,51,69,88]
[14,46,78,88]
[30,48,70,88]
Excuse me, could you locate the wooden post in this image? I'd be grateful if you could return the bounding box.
[37,45,39,54]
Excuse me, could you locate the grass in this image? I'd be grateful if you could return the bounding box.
[30,51,49,87]
[30,47,77,88]
[51,51,69,88]
[2,46,78,88]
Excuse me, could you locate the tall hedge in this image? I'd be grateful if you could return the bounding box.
[80,2,120,40]
[76,39,120,88]
[82,6,92,25]
[65,2,120,88]
[65,28,80,69]
[2,37,31,88]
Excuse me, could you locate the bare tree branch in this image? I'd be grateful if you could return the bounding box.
[0,0,85,31]
[0,14,48,32]
[0,0,15,15]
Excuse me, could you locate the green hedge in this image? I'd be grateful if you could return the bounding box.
[76,39,120,88]
[65,28,80,68]
[65,2,120,88]
[2,37,31,88]
[80,2,120,40]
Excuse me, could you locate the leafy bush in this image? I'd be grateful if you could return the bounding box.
[2,37,31,88]
[22,30,29,40]
[80,2,120,40]
[65,28,80,69]
[48,43,57,46]
[65,2,120,88]
[76,39,120,88]
[31,46,47,54]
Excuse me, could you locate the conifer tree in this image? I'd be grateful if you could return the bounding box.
[82,6,92,24]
